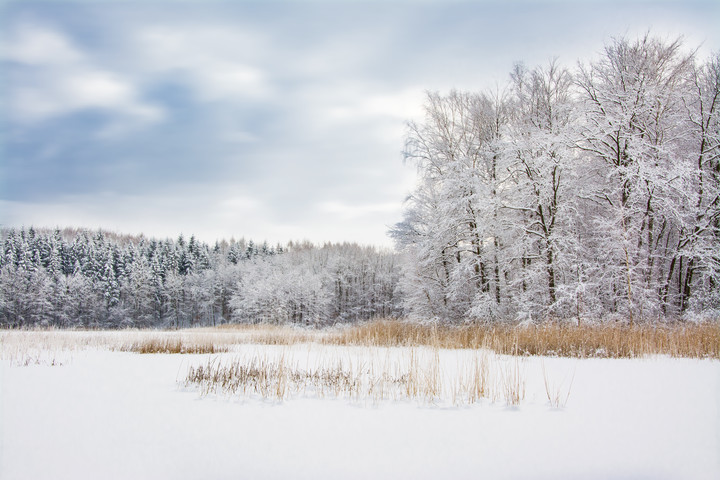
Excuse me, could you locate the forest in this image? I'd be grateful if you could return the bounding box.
[1,34,718,327]
[0,227,400,328]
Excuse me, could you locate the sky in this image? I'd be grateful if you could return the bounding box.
[1,1,718,247]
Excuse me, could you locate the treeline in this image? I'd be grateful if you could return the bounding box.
[0,227,400,328]
[392,34,719,323]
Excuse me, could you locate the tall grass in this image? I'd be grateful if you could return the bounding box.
[121,338,225,354]
[184,347,525,406]
[541,360,574,408]
[324,320,720,359]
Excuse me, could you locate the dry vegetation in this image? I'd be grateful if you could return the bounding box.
[2,319,718,360]
[542,360,574,408]
[208,324,320,345]
[183,347,526,406]
[120,338,225,354]
[324,320,720,359]
[0,325,318,363]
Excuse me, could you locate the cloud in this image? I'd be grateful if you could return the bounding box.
[134,26,271,102]
[216,195,263,218]
[318,201,400,219]
[11,71,164,125]
[1,23,83,65]
[306,85,425,125]
[3,23,164,128]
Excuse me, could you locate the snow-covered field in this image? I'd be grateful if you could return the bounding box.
[1,331,719,479]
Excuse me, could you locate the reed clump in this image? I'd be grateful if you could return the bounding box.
[184,348,518,405]
[186,356,363,401]
[122,338,226,354]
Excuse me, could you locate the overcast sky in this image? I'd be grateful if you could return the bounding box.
[1,1,718,247]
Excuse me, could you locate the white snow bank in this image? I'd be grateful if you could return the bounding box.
[1,344,718,479]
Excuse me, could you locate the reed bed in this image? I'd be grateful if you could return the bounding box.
[184,347,526,406]
[323,320,720,359]
[2,319,718,361]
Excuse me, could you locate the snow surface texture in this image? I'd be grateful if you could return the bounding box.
[1,341,719,479]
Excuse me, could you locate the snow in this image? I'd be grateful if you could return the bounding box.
[1,339,719,479]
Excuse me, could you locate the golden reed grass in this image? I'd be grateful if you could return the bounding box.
[121,338,225,354]
[323,319,720,359]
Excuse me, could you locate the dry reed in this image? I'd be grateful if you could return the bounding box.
[121,338,225,354]
[541,360,574,409]
[184,347,516,406]
[323,320,720,359]
[3,319,718,359]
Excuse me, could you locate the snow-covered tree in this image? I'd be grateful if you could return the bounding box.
[506,60,581,319]
[576,35,696,320]
[393,89,513,322]
[394,34,718,323]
